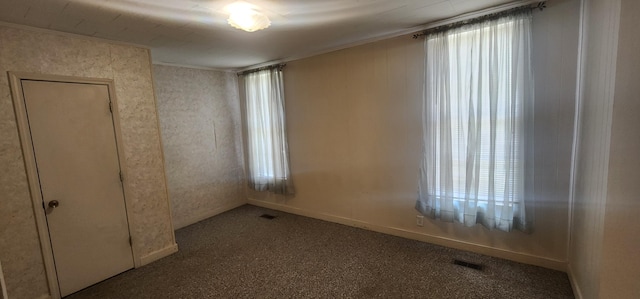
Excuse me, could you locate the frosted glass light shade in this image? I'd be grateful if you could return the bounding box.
[228,11,271,32]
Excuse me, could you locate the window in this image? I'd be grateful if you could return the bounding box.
[243,66,294,194]
[416,10,534,232]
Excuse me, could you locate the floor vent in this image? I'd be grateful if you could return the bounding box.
[259,214,277,220]
[453,259,484,271]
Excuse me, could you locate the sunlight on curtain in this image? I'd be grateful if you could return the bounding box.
[416,10,534,232]
[244,68,294,194]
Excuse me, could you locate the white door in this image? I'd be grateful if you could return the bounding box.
[21,80,134,297]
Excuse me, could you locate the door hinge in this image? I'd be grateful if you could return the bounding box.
[42,201,45,210]
[129,236,133,246]
[109,101,113,113]
[119,171,124,182]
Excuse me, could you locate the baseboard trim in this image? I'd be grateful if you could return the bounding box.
[139,243,179,266]
[248,199,567,271]
[567,263,584,299]
[173,201,246,230]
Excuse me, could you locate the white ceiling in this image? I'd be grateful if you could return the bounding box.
[0,0,518,69]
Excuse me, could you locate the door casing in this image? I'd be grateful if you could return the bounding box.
[8,72,142,299]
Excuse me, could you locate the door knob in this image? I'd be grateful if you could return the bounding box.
[48,200,59,208]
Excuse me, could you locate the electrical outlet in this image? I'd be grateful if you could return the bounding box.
[416,215,424,227]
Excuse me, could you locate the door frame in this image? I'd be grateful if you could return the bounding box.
[8,72,140,298]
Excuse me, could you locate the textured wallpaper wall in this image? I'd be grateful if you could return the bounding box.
[153,65,245,229]
[0,26,176,298]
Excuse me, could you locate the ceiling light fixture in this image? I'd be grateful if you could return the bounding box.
[225,1,271,32]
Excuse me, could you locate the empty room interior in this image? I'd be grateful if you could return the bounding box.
[0,0,638,298]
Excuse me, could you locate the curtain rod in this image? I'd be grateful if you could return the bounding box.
[237,63,286,76]
[413,1,546,39]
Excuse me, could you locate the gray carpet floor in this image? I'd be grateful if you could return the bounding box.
[67,205,574,298]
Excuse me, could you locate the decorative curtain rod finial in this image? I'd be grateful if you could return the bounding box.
[537,1,547,11]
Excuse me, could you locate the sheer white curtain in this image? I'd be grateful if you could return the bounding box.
[244,67,294,194]
[416,10,534,232]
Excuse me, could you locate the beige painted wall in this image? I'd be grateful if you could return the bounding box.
[153,65,246,229]
[599,0,640,297]
[247,0,580,269]
[570,1,640,297]
[568,0,621,297]
[0,25,176,298]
